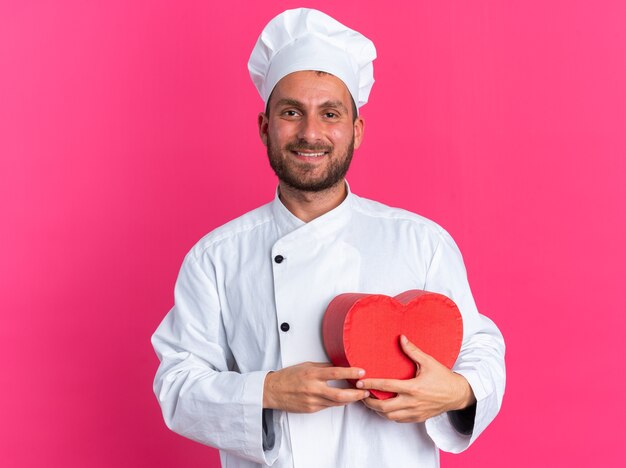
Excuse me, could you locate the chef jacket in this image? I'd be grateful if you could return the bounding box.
[152,186,506,468]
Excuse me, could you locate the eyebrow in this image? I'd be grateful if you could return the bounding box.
[274,98,348,112]
[319,100,348,112]
[274,98,304,109]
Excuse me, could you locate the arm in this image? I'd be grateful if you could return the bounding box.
[152,251,371,463]
[151,253,278,465]
[357,230,506,453]
[423,231,505,452]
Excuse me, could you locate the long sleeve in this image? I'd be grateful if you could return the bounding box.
[151,252,281,465]
[423,230,506,453]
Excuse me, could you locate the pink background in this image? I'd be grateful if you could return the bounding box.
[1,1,625,466]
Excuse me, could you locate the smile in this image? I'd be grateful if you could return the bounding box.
[293,151,327,158]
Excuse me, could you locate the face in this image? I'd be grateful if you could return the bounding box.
[258,71,364,192]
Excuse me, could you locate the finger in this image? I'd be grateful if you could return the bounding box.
[362,396,407,413]
[324,387,370,403]
[382,409,425,423]
[362,398,418,422]
[356,378,406,393]
[400,335,430,364]
[318,366,366,381]
[360,401,390,419]
[362,397,382,411]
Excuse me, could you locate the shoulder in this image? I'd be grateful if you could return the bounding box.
[186,202,275,263]
[351,193,452,241]
[350,194,466,273]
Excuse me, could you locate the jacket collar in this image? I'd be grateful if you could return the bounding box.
[271,181,354,240]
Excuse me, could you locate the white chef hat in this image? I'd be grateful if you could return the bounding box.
[248,8,377,111]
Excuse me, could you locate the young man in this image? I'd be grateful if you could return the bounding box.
[152,8,505,468]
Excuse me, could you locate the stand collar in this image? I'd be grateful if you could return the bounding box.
[270,181,354,239]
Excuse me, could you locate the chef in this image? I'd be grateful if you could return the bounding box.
[152,7,505,468]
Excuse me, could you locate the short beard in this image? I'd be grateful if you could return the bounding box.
[266,136,354,192]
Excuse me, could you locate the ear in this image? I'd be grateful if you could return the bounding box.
[353,115,365,150]
[258,112,269,147]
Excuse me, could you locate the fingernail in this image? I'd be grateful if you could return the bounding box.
[356,381,364,388]
[400,335,408,344]
[357,369,365,377]
[364,391,370,398]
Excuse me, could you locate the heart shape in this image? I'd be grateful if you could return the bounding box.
[322,290,463,400]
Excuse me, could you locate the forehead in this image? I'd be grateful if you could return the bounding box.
[270,71,352,107]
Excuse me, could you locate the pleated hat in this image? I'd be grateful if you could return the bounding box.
[248,8,377,111]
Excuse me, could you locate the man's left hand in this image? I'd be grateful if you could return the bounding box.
[356,335,476,423]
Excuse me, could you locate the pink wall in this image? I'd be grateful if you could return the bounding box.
[2,1,625,466]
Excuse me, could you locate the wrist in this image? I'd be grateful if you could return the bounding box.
[263,371,276,409]
[452,372,476,410]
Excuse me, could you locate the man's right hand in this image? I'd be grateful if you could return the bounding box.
[263,362,370,413]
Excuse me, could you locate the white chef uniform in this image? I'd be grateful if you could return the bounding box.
[152,186,506,467]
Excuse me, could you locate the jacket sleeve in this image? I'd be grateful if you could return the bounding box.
[151,251,282,465]
[423,230,506,453]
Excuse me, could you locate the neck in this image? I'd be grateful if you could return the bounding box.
[278,180,348,223]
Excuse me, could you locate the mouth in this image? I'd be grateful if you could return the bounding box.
[291,150,328,158]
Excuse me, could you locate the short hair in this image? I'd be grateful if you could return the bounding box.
[265,71,359,123]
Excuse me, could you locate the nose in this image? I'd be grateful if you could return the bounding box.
[297,115,322,143]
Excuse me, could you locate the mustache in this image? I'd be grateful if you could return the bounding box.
[286,141,332,153]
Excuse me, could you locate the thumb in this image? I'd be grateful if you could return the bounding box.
[399,335,430,365]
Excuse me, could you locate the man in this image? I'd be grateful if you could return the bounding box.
[152,8,505,468]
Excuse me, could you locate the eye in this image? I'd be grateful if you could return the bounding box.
[282,109,300,117]
[324,112,338,119]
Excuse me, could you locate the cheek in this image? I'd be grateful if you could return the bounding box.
[328,127,352,145]
[271,124,297,146]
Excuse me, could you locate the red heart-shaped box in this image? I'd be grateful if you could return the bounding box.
[322,290,463,400]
